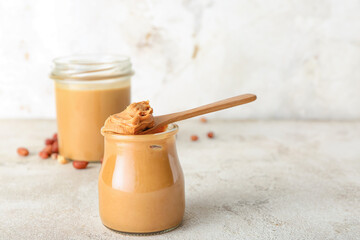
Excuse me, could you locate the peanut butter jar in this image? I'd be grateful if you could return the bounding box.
[50,55,132,162]
[99,124,185,235]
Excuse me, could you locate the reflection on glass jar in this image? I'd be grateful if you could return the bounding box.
[50,55,132,162]
[99,124,185,234]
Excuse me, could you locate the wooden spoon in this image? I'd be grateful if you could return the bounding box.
[141,93,257,134]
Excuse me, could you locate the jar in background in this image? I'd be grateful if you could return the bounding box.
[50,55,132,162]
[99,124,185,234]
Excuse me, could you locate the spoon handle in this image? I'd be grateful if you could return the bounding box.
[157,94,257,125]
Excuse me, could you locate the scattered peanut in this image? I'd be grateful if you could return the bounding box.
[51,141,59,153]
[43,145,52,155]
[39,133,59,160]
[207,131,214,138]
[17,147,29,157]
[191,135,199,141]
[57,155,68,164]
[200,117,207,123]
[39,151,50,159]
[45,138,54,145]
[72,161,88,169]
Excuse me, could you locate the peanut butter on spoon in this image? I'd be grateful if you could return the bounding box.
[103,94,257,135]
[102,101,155,135]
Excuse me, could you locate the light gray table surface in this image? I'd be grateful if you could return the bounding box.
[0,119,359,240]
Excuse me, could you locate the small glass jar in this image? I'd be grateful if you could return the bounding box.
[99,124,185,235]
[50,55,132,162]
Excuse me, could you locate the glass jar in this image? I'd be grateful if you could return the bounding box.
[99,124,185,234]
[50,55,132,162]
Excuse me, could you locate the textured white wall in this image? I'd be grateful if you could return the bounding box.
[0,0,360,119]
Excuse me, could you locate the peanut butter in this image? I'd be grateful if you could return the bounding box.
[99,102,185,234]
[102,100,155,135]
[55,82,130,161]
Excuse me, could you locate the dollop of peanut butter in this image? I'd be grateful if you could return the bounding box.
[102,101,155,135]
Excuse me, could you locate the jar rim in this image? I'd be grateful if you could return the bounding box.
[50,54,133,81]
[101,123,179,141]
[53,54,130,65]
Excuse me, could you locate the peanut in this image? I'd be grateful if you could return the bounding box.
[39,151,50,159]
[57,155,68,164]
[191,135,199,141]
[51,141,58,153]
[43,145,52,155]
[51,153,58,160]
[207,131,214,138]
[17,147,29,157]
[72,161,88,169]
[45,138,54,145]
[200,117,207,123]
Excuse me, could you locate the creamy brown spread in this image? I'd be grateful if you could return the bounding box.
[55,82,130,161]
[102,101,155,135]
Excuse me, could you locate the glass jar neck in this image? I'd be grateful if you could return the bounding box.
[102,124,179,142]
[50,54,133,81]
